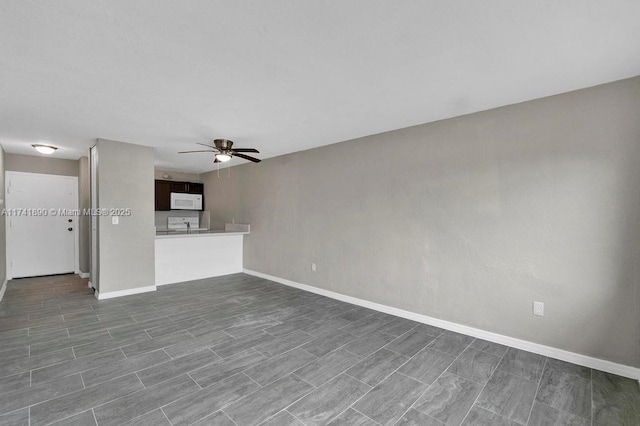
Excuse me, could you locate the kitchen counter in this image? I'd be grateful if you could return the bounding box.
[155,229,249,238]
[155,223,250,285]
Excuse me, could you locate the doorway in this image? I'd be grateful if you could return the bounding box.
[5,171,79,278]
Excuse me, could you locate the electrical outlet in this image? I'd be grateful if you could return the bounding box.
[311,263,317,272]
[533,301,544,316]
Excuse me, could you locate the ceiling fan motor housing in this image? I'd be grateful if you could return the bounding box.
[214,139,233,150]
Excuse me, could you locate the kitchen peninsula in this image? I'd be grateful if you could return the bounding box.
[155,223,250,285]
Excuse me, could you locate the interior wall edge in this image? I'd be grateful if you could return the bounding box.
[243,268,640,381]
[0,279,6,302]
[94,285,156,300]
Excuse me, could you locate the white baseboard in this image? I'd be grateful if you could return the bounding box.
[78,272,90,279]
[95,285,156,300]
[0,279,7,302]
[244,268,640,380]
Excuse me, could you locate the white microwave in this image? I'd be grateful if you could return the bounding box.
[170,193,203,210]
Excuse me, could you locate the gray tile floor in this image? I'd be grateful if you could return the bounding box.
[0,273,638,425]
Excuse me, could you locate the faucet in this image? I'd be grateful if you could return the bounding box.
[184,221,191,233]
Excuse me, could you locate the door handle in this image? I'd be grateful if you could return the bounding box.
[68,227,73,231]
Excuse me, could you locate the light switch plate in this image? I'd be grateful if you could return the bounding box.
[112,216,119,225]
[533,301,544,316]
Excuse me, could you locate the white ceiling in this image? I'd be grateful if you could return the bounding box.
[1,1,639,173]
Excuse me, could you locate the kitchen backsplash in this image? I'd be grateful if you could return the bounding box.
[154,210,210,230]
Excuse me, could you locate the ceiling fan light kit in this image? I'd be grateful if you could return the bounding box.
[178,139,261,163]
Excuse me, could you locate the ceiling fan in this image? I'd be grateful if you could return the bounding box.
[178,139,261,163]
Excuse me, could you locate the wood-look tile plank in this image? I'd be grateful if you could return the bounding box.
[342,331,397,358]
[29,330,112,356]
[326,408,378,426]
[121,409,171,426]
[427,331,474,357]
[446,348,502,385]
[263,317,317,337]
[224,375,313,426]
[29,374,144,426]
[212,330,275,359]
[260,411,305,426]
[301,330,356,357]
[244,348,317,386]
[413,371,482,425]
[384,329,436,357]
[373,317,419,337]
[191,410,236,426]
[93,375,200,426]
[0,372,30,395]
[288,374,371,426]
[497,348,546,382]
[395,409,445,425]
[81,349,171,387]
[190,349,267,388]
[48,410,97,426]
[72,331,151,358]
[398,347,455,385]
[0,329,69,354]
[339,315,392,337]
[31,347,125,385]
[353,372,429,426]
[137,348,221,387]
[0,407,29,426]
[461,406,520,425]
[254,330,315,358]
[528,402,589,426]
[535,367,591,420]
[120,330,193,357]
[346,348,409,386]
[294,348,361,387]
[162,373,259,425]
[476,369,538,425]
[468,338,508,358]
[0,374,84,416]
[163,330,232,358]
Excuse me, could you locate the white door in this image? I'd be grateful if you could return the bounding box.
[6,172,78,278]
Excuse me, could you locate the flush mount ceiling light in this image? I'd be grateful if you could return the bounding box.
[32,144,57,155]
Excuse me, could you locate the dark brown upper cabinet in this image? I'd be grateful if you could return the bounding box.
[155,180,204,211]
[187,183,204,194]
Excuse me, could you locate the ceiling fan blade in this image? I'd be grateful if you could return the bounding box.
[233,153,261,163]
[197,142,217,150]
[214,157,220,163]
[232,148,259,153]
[178,150,217,154]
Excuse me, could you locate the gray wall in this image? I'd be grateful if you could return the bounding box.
[96,139,155,293]
[5,153,79,176]
[202,76,640,368]
[78,156,90,273]
[0,146,6,289]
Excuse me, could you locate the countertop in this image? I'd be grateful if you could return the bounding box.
[155,229,249,239]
